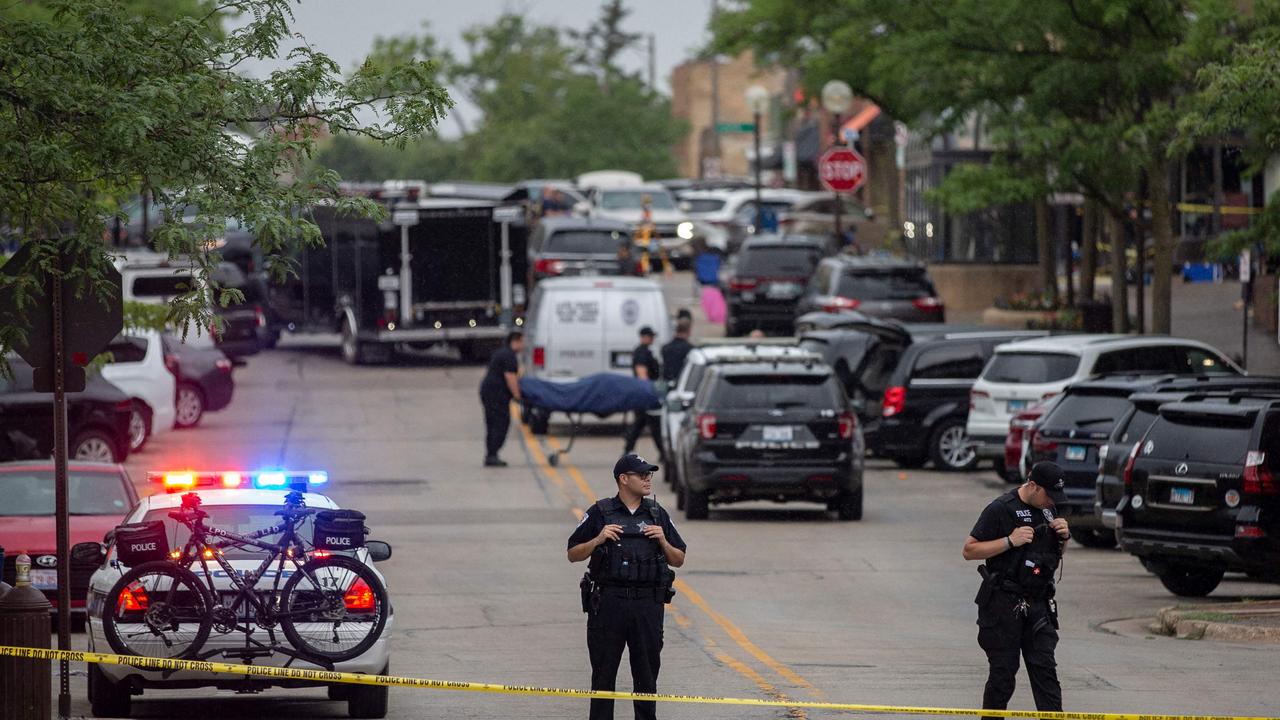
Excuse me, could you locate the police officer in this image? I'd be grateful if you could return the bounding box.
[478,331,524,467]
[567,454,686,720]
[660,319,694,384]
[963,461,1071,720]
[623,326,665,461]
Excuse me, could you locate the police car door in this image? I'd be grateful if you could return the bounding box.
[546,287,606,380]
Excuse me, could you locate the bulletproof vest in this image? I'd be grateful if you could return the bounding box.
[987,494,1062,598]
[589,498,669,587]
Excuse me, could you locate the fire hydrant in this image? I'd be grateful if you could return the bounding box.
[0,553,53,720]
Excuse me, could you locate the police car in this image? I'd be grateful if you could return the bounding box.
[81,470,394,719]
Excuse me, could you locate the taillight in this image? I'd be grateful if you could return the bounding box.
[163,354,180,377]
[532,346,546,368]
[215,358,232,372]
[1236,524,1267,539]
[1030,430,1057,454]
[114,399,133,412]
[970,389,990,410]
[729,278,759,291]
[698,414,717,439]
[254,305,267,328]
[882,386,906,418]
[535,258,565,276]
[343,577,375,612]
[912,296,944,313]
[1243,451,1277,495]
[116,585,149,613]
[838,413,856,440]
[1121,443,1140,488]
[821,296,860,313]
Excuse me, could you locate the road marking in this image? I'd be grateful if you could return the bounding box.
[546,436,598,501]
[512,405,579,511]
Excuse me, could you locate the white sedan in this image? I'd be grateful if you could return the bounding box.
[82,475,394,719]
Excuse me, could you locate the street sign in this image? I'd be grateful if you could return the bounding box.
[818,147,867,194]
[0,243,123,391]
[715,122,756,134]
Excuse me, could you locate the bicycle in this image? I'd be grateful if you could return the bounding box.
[102,491,389,666]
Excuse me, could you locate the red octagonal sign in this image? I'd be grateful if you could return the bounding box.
[818,147,867,194]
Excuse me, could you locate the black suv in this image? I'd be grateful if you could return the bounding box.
[865,330,1047,472]
[0,357,133,463]
[724,235,828,336]
[1118,392,1280,596]
[528,216,632,283]
[795,256,944,323]
[672,361,863,521]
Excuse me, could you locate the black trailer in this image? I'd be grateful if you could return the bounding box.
[268,190,529,364]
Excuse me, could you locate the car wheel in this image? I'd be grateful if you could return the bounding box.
[1073,529,1118,549]
[347,664,390,719]
[127,404,151,453]
[683,483,709,520]
[1156,563,1225,597]
[88,662,131,718]
[174,383,206,428]
[830,487,863,521]
[73,428,120,463]
[929,419,978,472]
[892,454,927,469]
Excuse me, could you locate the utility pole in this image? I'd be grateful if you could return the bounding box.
[647,34,656,91]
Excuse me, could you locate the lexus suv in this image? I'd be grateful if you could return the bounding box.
[724,236,827,336]
[672,361,864,521]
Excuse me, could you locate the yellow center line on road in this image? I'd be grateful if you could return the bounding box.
[545,436,598,501]
[511,404,582,515]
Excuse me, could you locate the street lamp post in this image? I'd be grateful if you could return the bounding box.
[822,80,854,245]
[745,85,769,229]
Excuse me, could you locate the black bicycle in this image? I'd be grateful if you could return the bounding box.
[102,491,389,665]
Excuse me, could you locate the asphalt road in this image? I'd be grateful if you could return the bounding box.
[51,291,1280,719]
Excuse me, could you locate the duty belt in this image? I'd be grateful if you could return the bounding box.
[998,579,1053,600]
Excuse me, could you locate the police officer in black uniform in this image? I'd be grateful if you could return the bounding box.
[478,331,524,467]
[963,461,1071,720]
[622,327,665,461]
[568,454,686,720]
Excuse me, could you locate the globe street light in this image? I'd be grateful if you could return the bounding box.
[821,79,854,245]
[745,84,770,227]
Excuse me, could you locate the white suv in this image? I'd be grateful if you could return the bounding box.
[100,330,176,453]
[965,335,1240,460]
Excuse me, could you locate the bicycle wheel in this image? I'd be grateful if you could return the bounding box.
[102,561,213,659]
[280,554,389,663]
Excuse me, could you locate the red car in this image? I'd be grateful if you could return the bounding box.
[0,461,138,615]
[1001,396,1061,483]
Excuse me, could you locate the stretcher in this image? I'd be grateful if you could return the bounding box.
[519,373,661,466]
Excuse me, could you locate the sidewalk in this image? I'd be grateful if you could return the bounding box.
[1154,600,1280,643]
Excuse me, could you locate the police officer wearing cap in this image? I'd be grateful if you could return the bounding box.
[623,326,665,461]
[963,461,1071,720]
[568,453,686,720]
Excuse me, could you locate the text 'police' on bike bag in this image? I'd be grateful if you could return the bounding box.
[313,509,368,550]
[114,521,169,565]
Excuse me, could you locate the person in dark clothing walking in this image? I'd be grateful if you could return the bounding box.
[659,319,694,384]
[622,327,664,461]
[963,462,1071,720]
[478,331,524,467]
[568,453,686,720]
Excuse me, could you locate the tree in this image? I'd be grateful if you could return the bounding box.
[0,0,451,355]
[568,0,644,82]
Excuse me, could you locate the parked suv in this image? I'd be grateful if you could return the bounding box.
[724,236,827,336]
[0,357,133,463]
[1118,393,1280,596]
[867,330,1047,472]
[528,216,632,282]
[795,256,944,323]
[672,361,864,520]
[967,335,1240,463]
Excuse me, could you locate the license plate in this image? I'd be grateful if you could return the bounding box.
[763,426,794,442]
[766,282,801,299]
[1007,399,1028,411]
[1065,445,1087,461]
[1169,487,1195,505]
[30,569,57,590]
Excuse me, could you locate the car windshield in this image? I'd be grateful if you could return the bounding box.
[709,375,839,409]
[983,352,1080,384]
[131,274,195,298]
[0,471,131,516]
[1144,416,1253,465]
[835,271,933,300]
[141,504,317,559]
[736,246,821,276]
[598,190,677,211]
[545,230,624,254]
[1042,394,1133,432]
[684,198,726,213]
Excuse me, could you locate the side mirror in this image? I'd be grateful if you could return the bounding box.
[366,540,393,562]
[573,201,592,216]
[72,541,106,566]
[679,201,692,213]
[103,529,117,546]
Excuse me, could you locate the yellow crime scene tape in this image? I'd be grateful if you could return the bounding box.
[2,645,1276,720]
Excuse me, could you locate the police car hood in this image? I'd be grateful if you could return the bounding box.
[0,515,120,554]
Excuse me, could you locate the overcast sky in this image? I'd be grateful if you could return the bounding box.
[237,0,715,137]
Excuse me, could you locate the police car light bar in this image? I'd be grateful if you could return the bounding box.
[149,470,328,493]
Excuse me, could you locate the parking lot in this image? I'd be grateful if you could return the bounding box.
[31,272,1275,719]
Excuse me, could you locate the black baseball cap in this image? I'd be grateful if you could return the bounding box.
[614,453,659,478]
[638,326,656,337]
[1028,461,1068,505]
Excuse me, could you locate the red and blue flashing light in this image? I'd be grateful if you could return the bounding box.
[150,470,328,493]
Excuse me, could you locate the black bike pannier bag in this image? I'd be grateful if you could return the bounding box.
[313,509,368,550]
[115,521,169,565]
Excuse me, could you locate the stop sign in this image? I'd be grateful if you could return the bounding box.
[818,147,867,193]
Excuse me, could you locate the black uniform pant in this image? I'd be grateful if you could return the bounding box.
[977,593,1062,720]
[480,392,511,458]
[587,589,664,720]
[623,410,664,460]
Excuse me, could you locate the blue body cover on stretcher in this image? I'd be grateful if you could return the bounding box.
[520,373,660,416]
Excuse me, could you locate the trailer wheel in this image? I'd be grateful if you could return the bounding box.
[341,317,389,365]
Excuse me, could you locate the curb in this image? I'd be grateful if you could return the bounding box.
[1154,604,1280,643]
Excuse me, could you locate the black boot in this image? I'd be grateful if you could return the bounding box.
[484,455,508,467]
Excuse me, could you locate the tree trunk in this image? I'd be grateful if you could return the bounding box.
[1109,212,1129,333]
[1080,199,1097,301]
[1036,195,1056,302]
[1149,152,1175,334]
